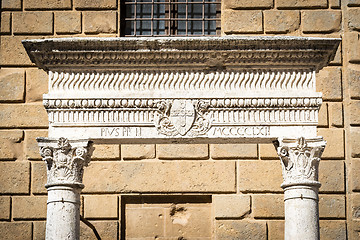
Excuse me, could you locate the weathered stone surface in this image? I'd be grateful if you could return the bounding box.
[33,221,46,240]
[84,195,118,219]
[216,220,266,240]
[0,36,34,65]
[276,0,327,8]
[12,196,47,219]
[320,220,347,240]
[0,162,30,194]
[157,144,208,159]
[316,67,342,100]
[350,101,360,125]
[345,33,360,63]
[352,159,360,191]
[122,144,155,160]
[224,0,273,9]
[302,10,341,33]
[31,162,47,194]
[329,103,343,127]
[83,11,117,34]
[13,12,53,34]
[92,144,120,160]
[211,144,257,159]
[55,12,81,34]
[222,10,262,33]
[0,12,11,34]
[83,161,236,193]
[238,161,283,192]
[252,194,284,218]
[0,222,32,240]
[351,194,360,219]
[317,128,344,159]
[268,220,284,240]
[348,66,360,99]
[264,10,300,33]
[26,68,48,103]
[0,68,25,102]
[0,130,23,160]
[0,104,48,128]
[25,130,48,159]
[0,196,11,220]
[80,221,118,240]
[319,161,345,193]
[24,0,71,9]
[319,195,345,218]
[259,144,278,159]
[348,8,360,31]
[1,0,21,9]
[350,128,360,158]
[318,103,328,127]
[213,194,250,219]
[74,0,117,9]
[348,0,360,6]
[329,0,341,8]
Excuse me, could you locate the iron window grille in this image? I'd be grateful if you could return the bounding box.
[121,0,221,36]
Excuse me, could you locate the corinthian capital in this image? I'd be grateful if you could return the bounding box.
[275,137,326,188]
[37,137,93,188]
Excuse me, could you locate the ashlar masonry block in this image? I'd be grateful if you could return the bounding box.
[0,12,11,34]
[55,12,81,34]
[157,144,208,159]
[317,128,344,159]
[216,220,266,240]
[1,0,22,9]
[12,196,48,220]
[348,66,360,99]
[0,196,11,220]
[0,222,32,240]
[320,220,347,240]
[84,195,118,219]
[223,0,273,9]
[264,10,300,33]
[31,162,47,194]
[25,130,48,159]
[24,0,72,9]
[329,103,343,127]
[316,67,342,101]
[80,221,118,240]
[0,104,48,128]
[0,130,23,160]
[350,101,360,125]
[350,128,360,158]
[319,195,346,218]
[83,11,117,34]
[0,36,34,65]
[0,68,25,102]
[348,8,360,31]
[302,10,341,33]
[319,161,345,193]
[352,159,360,191]
[213,194,251,219]
[122,144,155,160]
[252,194,284,218]
[13,12,53,34]
[74,0,117,9]
[211,144,257,159]
[222,10,262,33]
[0,162,30,194]
[276,0,327,8]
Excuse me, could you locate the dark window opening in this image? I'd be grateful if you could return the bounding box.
[121,0,221,36]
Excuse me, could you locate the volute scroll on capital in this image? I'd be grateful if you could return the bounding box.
[38,137,93,188]
[275,137,326,188]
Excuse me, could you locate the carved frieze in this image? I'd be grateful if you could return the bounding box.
[38,138,92,188]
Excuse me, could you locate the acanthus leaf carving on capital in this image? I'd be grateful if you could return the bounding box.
[38,137,93,188]
[276,137,326,188]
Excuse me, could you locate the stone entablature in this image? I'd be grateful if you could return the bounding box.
[22,37,340,142]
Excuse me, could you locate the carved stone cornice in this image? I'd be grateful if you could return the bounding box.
[37,137,93,188]
[275,137,326,188]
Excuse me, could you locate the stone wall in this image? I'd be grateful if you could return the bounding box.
[0,0,359,239]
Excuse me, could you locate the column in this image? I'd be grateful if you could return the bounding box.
[38,137,93,240]
[275,137,326,240]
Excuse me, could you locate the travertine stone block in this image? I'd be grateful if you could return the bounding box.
[122,144,155,160]
[348,8,360,31]
[33,221,46,240]
[84,195,118,219]
[352,159,360,191]
[83,161,236,193]
[13,12,53,34]
[319,220,347,240]
[0,68,25,102]
[24,0,72,9]
[92,144,120,160]
[238,161,283,192]
[350,128,360,158]
[349,0,360,6]
[316,67,342,100]
[213,194,250,219]
[83,11,117,34]
[0,104,48,128]
[348,66,360,99]
[74,0,117,9]
[26,69,48,102]
[302,10,341,33]
[264,10,300,33]
[351,194,360,219]
[216,220,266,240]
[0,36,34,65]
[222,10,262,33]
[259,143,278,159]
[0,196,11,220]
[0,222,32,240]
[277,0,327,8]
[317,128,344,159]
[25,130,48,159]
[0,162,30,194]
[0,130,23,160]
[350,101,360,125]
[268,220,284,240]
[31,162,47,194]
[319,161,345,193]
[318,103,328,127]
[80,221,118,240]
[157,144,208,159]
[329,0,341,8]
[319,195,346,218]
[55,12,81,34]
[329,103,343,127]
[126,208,165,238]
[345,33,360,63]
[0,12,11,34]
[211,144,257,159]
[252,194,284,218]
[330,42,342,64]
[223,0,273,9]
[12,196,47,219]
[1,0,21,9]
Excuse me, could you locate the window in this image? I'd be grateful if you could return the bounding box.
[121,0,221,36]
